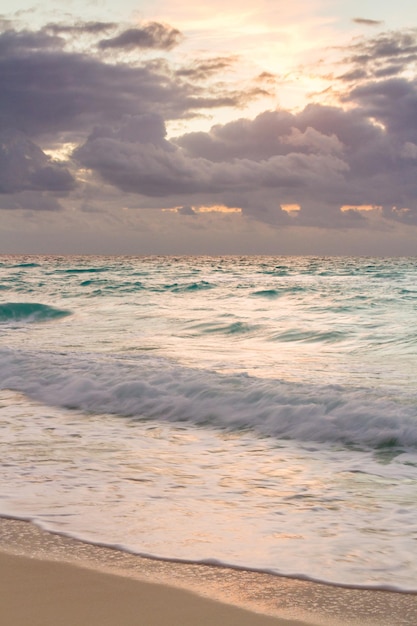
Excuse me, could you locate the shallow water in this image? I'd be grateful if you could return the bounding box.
[1,255,417,590]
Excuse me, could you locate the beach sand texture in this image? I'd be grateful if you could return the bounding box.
[1,518,417,626]
[0,550,309,626]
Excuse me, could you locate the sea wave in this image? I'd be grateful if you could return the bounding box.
[1,348,416,450]
[0,302,71,323]
[251,289,281,298]
[270,328,348,343]
[159,281,215,293]
[53,267,109,274]
[187,320,257,335]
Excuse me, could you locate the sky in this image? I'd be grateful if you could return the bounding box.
[1,0,417,255]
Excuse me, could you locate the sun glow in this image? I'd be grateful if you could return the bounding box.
[281,203,301,214]
[43,143,77,162]
[197,205,242,214]
[340,205,381,213]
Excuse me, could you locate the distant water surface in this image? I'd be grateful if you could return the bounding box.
[1,255,417,590]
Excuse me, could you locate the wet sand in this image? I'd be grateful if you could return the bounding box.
[1,517,416,626]
[0,550,310,626]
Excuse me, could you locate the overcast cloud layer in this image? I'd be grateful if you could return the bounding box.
[1,16,417,252]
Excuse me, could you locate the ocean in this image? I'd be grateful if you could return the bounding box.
[1,255,417,592]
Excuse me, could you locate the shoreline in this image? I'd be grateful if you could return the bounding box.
[1,513,416,595]
[0,550,307,626]
[1,517,417,625]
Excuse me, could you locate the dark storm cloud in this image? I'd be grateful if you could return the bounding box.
[347,77,417,141]
[0,26,252,140]
[98,23,182,51]
[29,165,75,192]
[339,30,417,83]
[0,46,184,137]
[329,20,417,199]
[352,18,383,26]
[176,110,294,162]
[74,90,417,227]
[2,20,417,229]
[0,128,75,195]
[74,111,350,213]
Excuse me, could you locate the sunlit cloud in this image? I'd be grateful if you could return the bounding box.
[196,205,242,214]
[340,204,381,212]
[2,0,417,254]
[43,142,78,162]
[281,204,301,215]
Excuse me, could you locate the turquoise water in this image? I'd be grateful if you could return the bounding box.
[1,255,417,590]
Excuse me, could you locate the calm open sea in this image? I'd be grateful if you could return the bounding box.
[1,255,416,591]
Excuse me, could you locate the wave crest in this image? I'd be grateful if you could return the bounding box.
[0,302,71,323]
[1,349,416,450]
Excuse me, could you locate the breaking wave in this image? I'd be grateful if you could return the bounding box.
[1,348,416,450]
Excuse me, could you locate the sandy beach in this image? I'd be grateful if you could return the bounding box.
[0,550,310,626]
[1,518,417,626]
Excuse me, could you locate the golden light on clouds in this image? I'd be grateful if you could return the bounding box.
[143,0,349,118]
[281,203,301,214]
[340,205,381,212]
[43,143,77,162]
[197,205,242,214]
[163,205,242,215]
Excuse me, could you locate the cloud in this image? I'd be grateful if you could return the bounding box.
[0,191,63,211]
[352,18,383,27]
[0,39,184,137]
[0,128,74,195]
[44,21,117,36]
[338,29,417,84]
[176,56,238,80]
[74,110,350,223]
[175,110,296,162]
[177,205,197,216]
[346,77,417,142]
[0,25,255,141]
[338,68,368,82]
[359,31,417,61]
[74,90,417,227]
[98,23,182,51]
[2,18,417,235]
[0,28,64,54]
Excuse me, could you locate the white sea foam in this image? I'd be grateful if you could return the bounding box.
[1,347,417,449]
[1,388,417,592]
[1,255,417,591]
